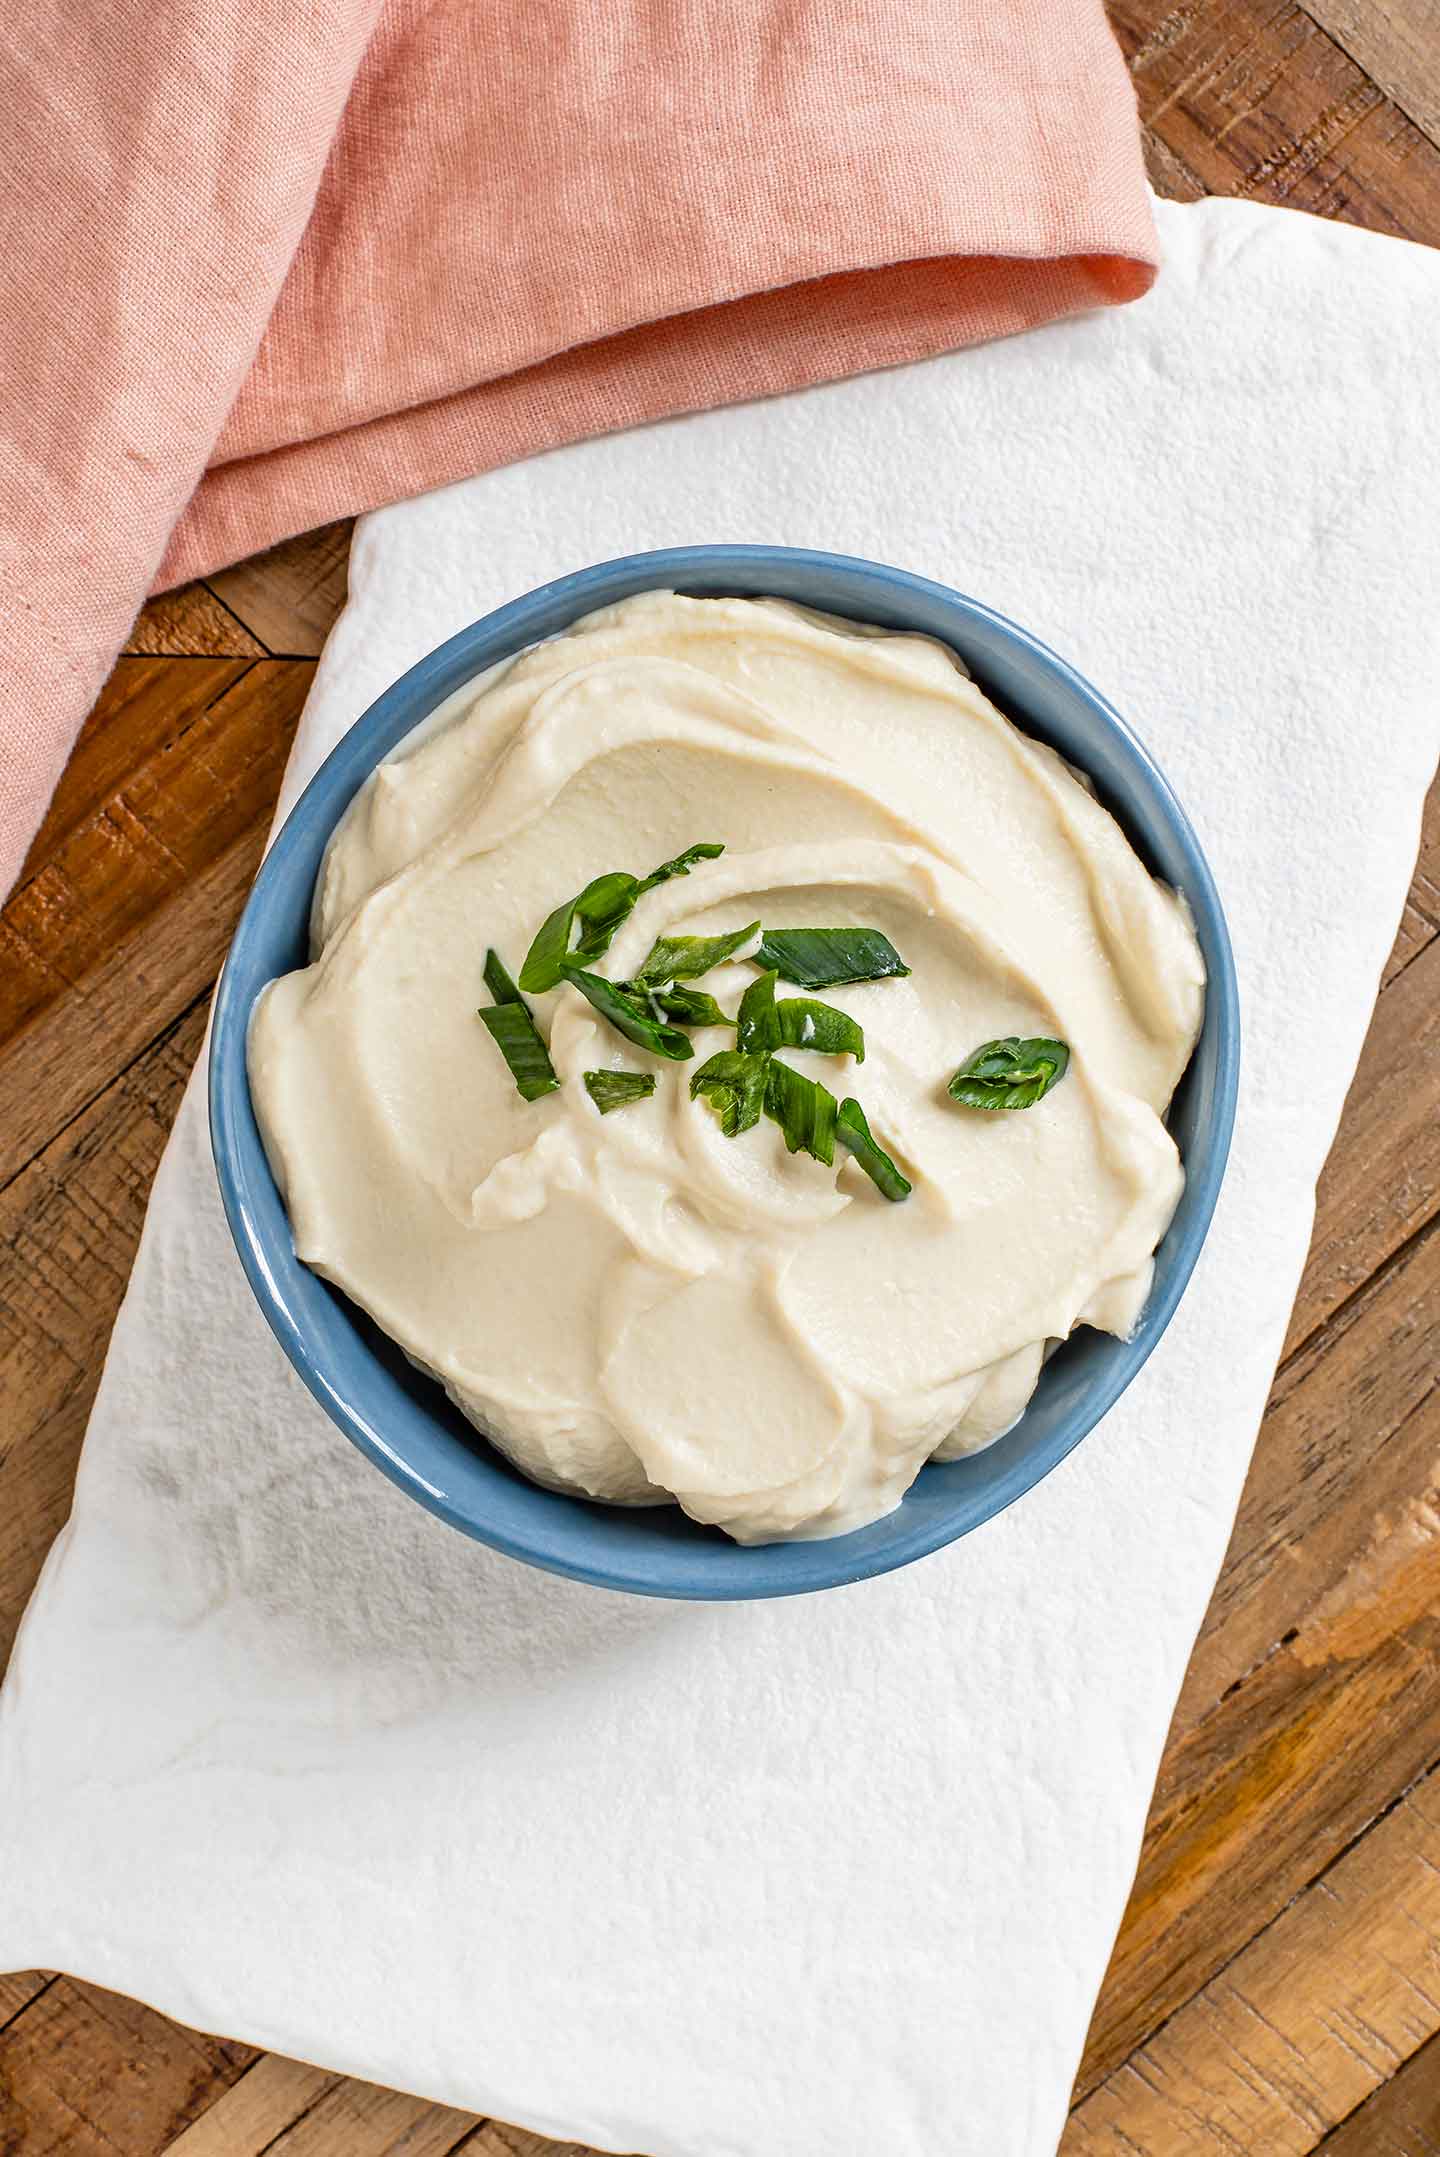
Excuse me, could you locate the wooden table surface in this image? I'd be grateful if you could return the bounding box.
[4,5,1440,2150]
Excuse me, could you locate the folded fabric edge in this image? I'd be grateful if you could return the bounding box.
[155,248,1156,593]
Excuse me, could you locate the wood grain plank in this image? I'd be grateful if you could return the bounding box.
[0,835,255,1193]
[1385,897,1439,985]
[1111,0,1440,241]
[0,1979,254,2157]
[17,660,251,894]
[1065,1766,1440,2153]
[1190,1209,1440,1719]
[1074,1206,1440,2093]
[1284,926,1440,1355]
[249,2077,478,2155]
[0,662,310,1186]
[1142,121,1211,198]
[1303,0,1440,145]
[123,589,266,661]
[1417,779,1440,914]
[1080,1624,1440,2096]
[1382,780,1440,990]
[206,525,351,658]
[457,2125,626,2157]
[0,1975,53,2033]
[1316,2025,1440,2152]
[153,2056,616,2157]
[0,1001,208,1670]
[0,1396,89,1687]
[161,2056,338,2154]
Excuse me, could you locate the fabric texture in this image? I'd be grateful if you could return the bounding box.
[4,197,1439,2157]
[0,0,1154,897]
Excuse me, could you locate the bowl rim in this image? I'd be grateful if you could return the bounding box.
[209,543,1241,1599]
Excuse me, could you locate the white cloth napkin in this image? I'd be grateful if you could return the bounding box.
[3,198,1440,2157]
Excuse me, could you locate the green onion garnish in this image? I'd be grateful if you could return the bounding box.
[631,919,760,988]
[736,969,781,1054]
[484,850,917,1200]
[737,970,863,1060]
[636,841,726,894]
[520,871,630,992]
[482,948,523,1007]
[478,948,559,1101]
[755,926,910,989]
[947,1036,1070,1111]
[558,961,695,1061]
[689,1050,770,1137]
[570,870,645,959]
[779,995,863,1060]
[583,1069,656,1115]
[518,844,724,992]
[836,1098,912,1200]
[763,1058,838,1166]
[644,985,734,1028]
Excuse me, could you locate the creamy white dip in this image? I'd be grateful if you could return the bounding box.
[249,593,1205,1543]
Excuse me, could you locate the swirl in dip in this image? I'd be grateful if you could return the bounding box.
[249,593,1206,1544]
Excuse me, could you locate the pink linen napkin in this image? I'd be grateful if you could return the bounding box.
[0,0,1156,897]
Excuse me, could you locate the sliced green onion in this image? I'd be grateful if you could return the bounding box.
[519,843,725,992]
[689,1049,770,1137]
[736,968,782,1055]
[572,871,645,959]
[736,969,863,1060]
[836,1098,912,1201]
[478,949,559,1100]
[635,841,725,895]
[755,926,911,989]
[948,1036,1070,1111]
[631,919,760,988]
[558,961,694,1061]
[645,985,734,1028]
[764,1058,838,1165]
[583,1069,656,1115]
[483,948,526,1007]
[479,1005,560,1100]
[779,996,864,1061]
[520,871,633,991]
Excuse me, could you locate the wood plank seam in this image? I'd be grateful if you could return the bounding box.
[157,2057,341,2155]
[0,986,211,1206]
[1297,0,1440,149]
[1077,1730,1440,2118]
[205,524,352,658]
[1067,1768,1440,2147]
[0,1974,56,2039]
[198,583,278,659]
[11,657,259,899]
[1412,895,1440,934]
[0,658,313,1188]
[1206,1343,1438,1694]
[1314,2028,1440,2151]
[1278,1199,1440,1377]
[1387,923,1440,985]
[250,2088,334,2155]
[1111,0,1440,246]
[1072,1239,1440,2096]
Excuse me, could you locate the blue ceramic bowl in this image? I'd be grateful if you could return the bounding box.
[210,546,1239,1600]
